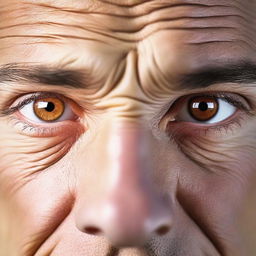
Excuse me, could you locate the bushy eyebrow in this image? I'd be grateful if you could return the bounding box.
[179,61,256,89]
[0,63,87,88]
[0,61,256,91]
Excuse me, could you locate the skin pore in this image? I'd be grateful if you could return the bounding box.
[0,0,256,255]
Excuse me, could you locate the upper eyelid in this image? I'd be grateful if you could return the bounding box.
[2,92,70,116]
[176,92,250,111]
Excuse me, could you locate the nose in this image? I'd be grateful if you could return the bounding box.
[75,122,173,247]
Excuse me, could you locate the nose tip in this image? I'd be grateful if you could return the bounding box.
[81,220,172,246]
[76,193,173,247]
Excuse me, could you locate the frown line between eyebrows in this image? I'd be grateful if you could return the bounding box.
[178,61,256,90]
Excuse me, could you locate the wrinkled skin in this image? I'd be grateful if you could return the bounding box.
[0,0,256,255]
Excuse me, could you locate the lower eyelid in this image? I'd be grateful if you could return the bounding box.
[166,110,245,139]
[9,115,85,138]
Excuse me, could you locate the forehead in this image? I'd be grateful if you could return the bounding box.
[0,0,256,77]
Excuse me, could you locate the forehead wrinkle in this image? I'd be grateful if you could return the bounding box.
[0,0,255,73]
[116,3,256,41]
[1,0,254,26]
[1,0,255,36]
[13,0,255,18]
[0,3,133,45]
[21,0,131,17]
[1,3,255,47]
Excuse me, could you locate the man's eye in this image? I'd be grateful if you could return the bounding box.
[174,95,241,124]
[33,97,65,122]
[15,95,77,124]
[3,93,85,137]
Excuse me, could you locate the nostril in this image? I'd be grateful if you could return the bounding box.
[84,226,102,235]
[155,225,170,236]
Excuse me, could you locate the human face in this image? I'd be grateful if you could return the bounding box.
[0,0,256,255]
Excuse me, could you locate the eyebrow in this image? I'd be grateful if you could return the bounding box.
[0,61,256,91]
[0,63,87,88]
[179,61,256,89]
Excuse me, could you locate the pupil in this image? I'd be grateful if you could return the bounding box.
[198,102,208,111]
[45,102,55,112]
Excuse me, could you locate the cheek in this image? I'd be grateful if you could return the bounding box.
[176,129,256,174]
[236,171,256,255]
[0,138,66,193]
[0,153,76,254]
[176,134,256,253]
[0,122,81,252]
[0,122,83,192]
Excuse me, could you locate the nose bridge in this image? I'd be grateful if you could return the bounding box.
[75,120,173,246]
[108,121,154,190]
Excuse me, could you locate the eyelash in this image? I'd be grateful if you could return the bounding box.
[10,117,56,137]
[2,92,63,116]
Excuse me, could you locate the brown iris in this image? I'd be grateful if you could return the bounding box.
[188,96,218,121]
[33,97,65,121]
